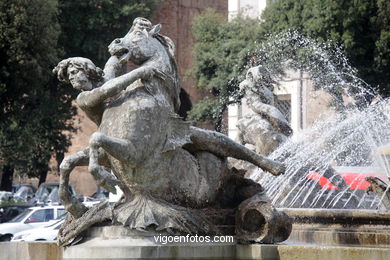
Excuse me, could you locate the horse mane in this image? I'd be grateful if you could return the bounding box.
[154,34,181,113]
[127,18,181,112]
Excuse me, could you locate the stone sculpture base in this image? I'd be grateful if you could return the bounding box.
[60,208,390,259]
[2,241,389,260]
[4,209,385,260]
[2,221,390,260]
[62,226,236,259]
[58,220,390,260]
[283,208,390,247]
[62,241,390,260]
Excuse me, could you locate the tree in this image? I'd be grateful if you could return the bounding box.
[189,9,263,131]
[0,0,160,190]
[261,0,390,96]
[0,0,76,190]
[57,0,159,68]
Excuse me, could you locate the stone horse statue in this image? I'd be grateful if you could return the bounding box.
[54,18,287,246]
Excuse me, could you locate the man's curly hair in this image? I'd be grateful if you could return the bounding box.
[53,57,104,84]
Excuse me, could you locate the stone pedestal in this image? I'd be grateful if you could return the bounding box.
[5,209,389,260]
[59,224,390,260]
[62,226,235,259]
[63,239,236,259]
[62,242,390,260]
[0,242,62,260]
[1,237,389,260]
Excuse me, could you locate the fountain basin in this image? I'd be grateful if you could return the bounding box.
[281,208,390,247]
[58,208,390,259]
[2,240,389,260]
[3,211,389,260]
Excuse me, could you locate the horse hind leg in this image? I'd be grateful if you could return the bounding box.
[188,126,285,176]
[89,132,137,187]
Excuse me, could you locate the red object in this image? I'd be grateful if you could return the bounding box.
[307,171,380,190]
[307,172,339,190]
[339,172,376,190]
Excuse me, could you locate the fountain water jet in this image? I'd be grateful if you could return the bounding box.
[236,31,390,249]
[239,31,390,210]
[258,100,390,209]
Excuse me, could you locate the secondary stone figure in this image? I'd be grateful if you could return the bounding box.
[235,65,351,208]
[54,17,289,246]
[237,65,292,156]
[366,176,390,210]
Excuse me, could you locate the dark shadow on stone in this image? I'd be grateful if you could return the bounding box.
[178,88,192,119]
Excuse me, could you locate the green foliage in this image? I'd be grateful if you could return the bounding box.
[261,0,390,96]
[58,0,159,67]
[0,199,25,207]
[189,9,262,130]
[0,0,75,184]
[187,97,220,123]
[0,0,159,187]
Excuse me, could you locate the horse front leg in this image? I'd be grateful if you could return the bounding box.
[59,149,89,218]
[89,132,137,188]
[59,148,119,218]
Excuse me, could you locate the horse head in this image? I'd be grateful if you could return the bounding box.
[108,18,180,111]
[108,23,163,65]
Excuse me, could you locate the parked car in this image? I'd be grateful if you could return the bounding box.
[307,166,389,190]
[12,184,21,193]
[13,185,36,203]
[80,188,110,207]
[0,205,65,241]
[12,218,64,242]
[0,191,14,204]
[0,205,31,223]
[12,184,37,194]
[29,182,76,205]
[306,166,389,208]
[91,189,109,201]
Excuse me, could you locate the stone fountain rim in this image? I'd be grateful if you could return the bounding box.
[279,208,390,224]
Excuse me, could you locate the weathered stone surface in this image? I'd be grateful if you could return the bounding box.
[2,240,389,260]
[237,66,292,156]
[366,176,390,210]
[53,17,287,246]
[0,242,62,260]
[236,195,292,243]
[44,1,229,196]
[283,208,390,247]
[237,244,390,260]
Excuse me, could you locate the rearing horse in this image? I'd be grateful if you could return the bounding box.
[85,21,283,207]
[86,23,181,184]
[57,19,284,246]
